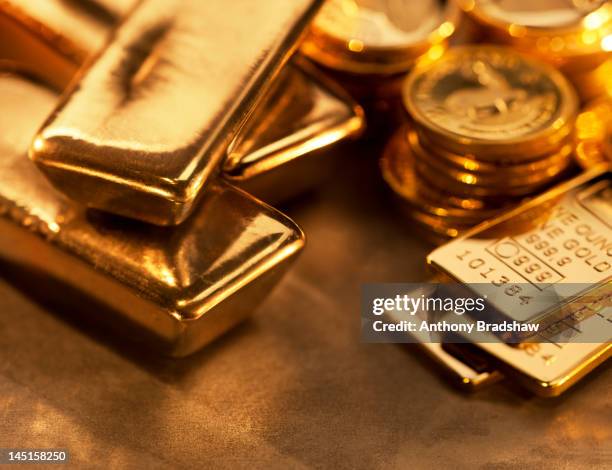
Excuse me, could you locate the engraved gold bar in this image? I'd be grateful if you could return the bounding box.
[0,68,305,357]
[0,0,363,204]
[427,170,612,396]
[27,0,323,225]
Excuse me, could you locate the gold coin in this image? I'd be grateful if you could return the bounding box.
[409,130,573,192]
[411,127,573,175]
[380,126,500,222]
[457,1,611,69]
[574,97,612,169]
[412,148,569,199]
[403,45,579,160]
[301,0,458,75]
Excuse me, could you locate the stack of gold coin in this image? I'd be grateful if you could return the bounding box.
[300,0,462,127]
[456,0,612,101]
[381,46,579,241]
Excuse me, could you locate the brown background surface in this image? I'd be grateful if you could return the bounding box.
[0,143,610,469]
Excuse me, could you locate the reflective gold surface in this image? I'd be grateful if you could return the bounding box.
[301,0,459,75]
[380,126,502,236]
[30,0,323,225]
[0,69,305,357]
[404,45,579,159]
[427,170,611,395]
[0,0,360,204]
[574,97,612,169]
[457,0,612,100]
[225,61,364,202]
[0,0,139,89]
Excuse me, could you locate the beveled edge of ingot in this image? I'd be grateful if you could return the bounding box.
[403,45,580,158]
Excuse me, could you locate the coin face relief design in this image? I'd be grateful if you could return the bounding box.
[404,46,577,151]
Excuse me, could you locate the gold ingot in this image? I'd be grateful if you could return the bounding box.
[301,0,460,75]
[418,342,503,390]
[427,169,611,395]
[0,68,305,357]
[224,60,364,203]
[403,45,579,160]
[0,0,364,204]
[29,0,323,225]
[427,168,611,325]
[456,0,612,72]
[574,97,612,169]
[0,0,139,90]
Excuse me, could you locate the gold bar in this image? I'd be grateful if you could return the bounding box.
[0,68,304,357]
[225,60,364,203]
[1,0,362,204]
[29,0,322,225]
[0,0,139,89]
[438,311,611,397]
[427,169,612,328]
[427,170,611,396]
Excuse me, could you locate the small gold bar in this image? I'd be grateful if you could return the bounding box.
[225,60,364,202]
[427,170,611,396]
[427,169,612,328]
[29,0,322,225]
[0,68,305,357]
[384,282,503,390]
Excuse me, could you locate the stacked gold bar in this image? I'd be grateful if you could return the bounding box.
[0,0,352,356]
[381,46,579,241]
[456,0,612,102]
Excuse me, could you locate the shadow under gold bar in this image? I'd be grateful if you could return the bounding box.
[0,68,305,357]
[0,0,364,204]
[28,0,323,225]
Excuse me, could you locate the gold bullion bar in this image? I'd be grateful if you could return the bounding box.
[0,0,364,203]
[427,169,611,328]
[0,0,139,90]
[436,309,610,397]
[0,68,304,357]
[29,0,323,225]
[224,59,364,203]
